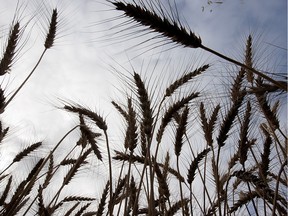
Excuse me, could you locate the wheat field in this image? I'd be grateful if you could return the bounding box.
[0,0,286,215]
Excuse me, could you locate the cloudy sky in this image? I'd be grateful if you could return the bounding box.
[0,0,286,139]
[0,0,287,197]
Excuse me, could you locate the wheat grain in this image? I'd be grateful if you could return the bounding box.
[230,69,245,103]
[44,9,57,49]
[64,105,107,131]
[255,79,280,130]
[259,130,272,178]
[245,35,253,83]
[4,158,44,215]
[0,176,12,206]
[200,103,220,146]
[112,1,202,49]
[42,154,54,189]
[97,181,109,216]
[165,65,209,97]
[167,199,189,216]
[133,72,153,137]
[83,212,98,216]
[0,126,9,143]
[125,97,138,151]
[111,175,126,205]
[157,92,199,142]
[74,203,91,216]
[13,197,29,216]
[217,91,246,147]
[174,106,189,156]
[37,185,48,215]
[113,150,184,182]
[129,176,138,214]
[62,196,96,203]
[112,101,129,122]
[140,123,147,157]
[13,142,42,163]
[79,114,102,161]
[0,22,20,76]
[63,149,92,185]
[229,191,258,213]
[238,101,251,166]
[187,148,210,184]
[60,158,78,166]
[0,87,5,113]
[154,161,170,200]
[63,202,80,216]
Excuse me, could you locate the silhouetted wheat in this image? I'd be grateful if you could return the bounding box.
[0,1,286,215]
[0,22,20,76]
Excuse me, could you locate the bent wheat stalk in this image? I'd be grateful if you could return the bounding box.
[111,1,286,91]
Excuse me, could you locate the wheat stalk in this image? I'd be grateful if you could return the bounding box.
[187,148,211,184]
[217,91,246,147]
[165,65,209,97]
[125,97,138,151]
[42,154,54,188]
[0,176,12,206]
[238,101,251,167]
[230,69,245,103]
[229,191,258,213]
[245,35,253,83]
[37,185,48,216]
[3,158,44,216]
[111,1,287,90]
[62,148,92,185]
[79,114,103,160]
[133,72,153,138]
[174,106,189,156]
[0,124,9,143]
[112,1,202,48]
[157,92,199,142]
[0,142,42,176]
[44,9,57,49]
[74,203,91,216]
[97,181,109,216]
[64,105,107,131]
[3,8,58,110]
[0,22,20,76]
[63,202,80,216]
[259,129,272,179]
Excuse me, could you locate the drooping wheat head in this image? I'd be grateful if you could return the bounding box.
[111,1,202,49]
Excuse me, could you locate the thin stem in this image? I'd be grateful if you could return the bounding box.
[200,45,286,91]
[272,159,287,215]
[123,151,133,216]
[4,125,79,216]
[104,130,113,216]
[4,49,48,110]
[176,156,185,215]
[22,145,78,216]
[186,135,213,207]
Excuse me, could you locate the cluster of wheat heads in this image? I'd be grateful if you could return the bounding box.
[0,0,287,216]
[95,0,286,215]
[0,5,105,216]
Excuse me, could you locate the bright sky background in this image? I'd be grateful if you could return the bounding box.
[0,0,287,198]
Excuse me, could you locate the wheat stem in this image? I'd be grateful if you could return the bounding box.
[272,159,287,215]
[4,49,47,110]
[200,45,286,91]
